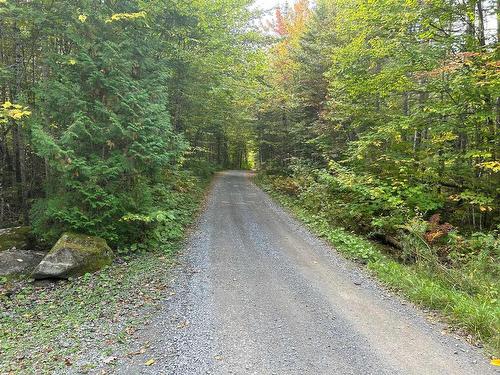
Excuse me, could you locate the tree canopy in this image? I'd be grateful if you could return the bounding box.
[0,0,498,246]
[257,0,499,234]
[0,0,260,245]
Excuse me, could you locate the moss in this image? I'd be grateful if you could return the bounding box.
[35,232,114,278]
[0,227,31,252]
[56,232,114,273]
[54,232,111,255]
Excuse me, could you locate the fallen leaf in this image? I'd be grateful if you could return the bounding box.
[491,358,500,366]
[145,359,156,366]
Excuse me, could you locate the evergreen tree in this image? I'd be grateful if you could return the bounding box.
[28,2,185,245]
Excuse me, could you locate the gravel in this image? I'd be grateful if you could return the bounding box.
[109,170,496,374]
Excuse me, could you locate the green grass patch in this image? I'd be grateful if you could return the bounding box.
[257,177,500,357]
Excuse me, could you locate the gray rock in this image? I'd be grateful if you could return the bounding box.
[0,249,46,276]
[32,232,113,279]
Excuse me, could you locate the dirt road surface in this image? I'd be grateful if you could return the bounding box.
[116,170,496,374]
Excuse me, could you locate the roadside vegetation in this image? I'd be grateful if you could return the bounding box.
[255,0,499,357]
[0,172,209,373]
[0,0,258,372]
[0,0,258,242]
[258,174,499,356]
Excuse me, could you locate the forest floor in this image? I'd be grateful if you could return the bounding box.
[1,252,180,373]
[85,170,493,374]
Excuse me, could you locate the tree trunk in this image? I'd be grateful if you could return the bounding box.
[476,1,486,47]
[12,21,29,224]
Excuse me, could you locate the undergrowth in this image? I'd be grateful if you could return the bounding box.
[0,170,211,374]
[257,174,499,357]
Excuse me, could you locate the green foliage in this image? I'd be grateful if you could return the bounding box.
[261,162,498,296]
[259,175,500,355]
[0,167,208,373]
[183,157,220,180]
[256,1,499,350]
[0,0,183,245]
[257,0,499,233]
[0,0,258,245]
[269,160,418,234]
[118,170,209,254]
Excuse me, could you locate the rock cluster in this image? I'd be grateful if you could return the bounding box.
[32,233,113,279]
[0,229,113,279]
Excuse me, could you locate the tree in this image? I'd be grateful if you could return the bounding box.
[0,0,261,245]
[257,0,499,231]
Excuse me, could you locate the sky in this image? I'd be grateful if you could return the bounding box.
[251,0,295,23]
[249,0,292,26]
[253,0,279,9]
[252,0,293,11]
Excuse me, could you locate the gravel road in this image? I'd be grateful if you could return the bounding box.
[116,170,496,374]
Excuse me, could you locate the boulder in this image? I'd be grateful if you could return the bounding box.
[0,226,31,252]
[0,249,46,276]
[32,233,113,279]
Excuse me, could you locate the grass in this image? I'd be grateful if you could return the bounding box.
[257,176,500,358]
[0,174,211,374]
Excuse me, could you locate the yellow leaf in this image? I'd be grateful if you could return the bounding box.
[431,131,458,144]
[478,161,500,173]
[106,11,146,23]
[491,358,500,366]
[10,111,24,120]
[479,206,492,212]
[78,14,87,23]
[68,59,77,65]
[144,359,155,366]
[8,109,31,120]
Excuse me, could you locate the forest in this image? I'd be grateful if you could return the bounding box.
[0,0,260,248]
[256,0,499,353]
[2,0,498,248]
[0,0,499,370]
